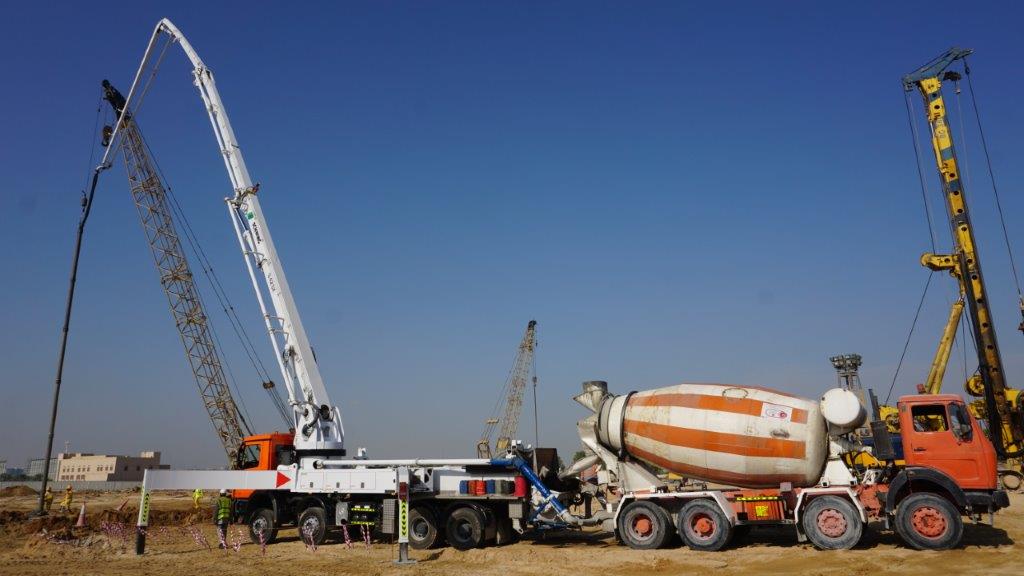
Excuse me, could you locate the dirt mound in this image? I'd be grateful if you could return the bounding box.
[0,511,28,527]
[0,486,38,497]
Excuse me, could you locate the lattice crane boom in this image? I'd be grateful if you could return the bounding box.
[102,88,250,460]
[478,321,537,458]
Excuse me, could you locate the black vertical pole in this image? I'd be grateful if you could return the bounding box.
[531,375,539,473]
[35,167,103,515]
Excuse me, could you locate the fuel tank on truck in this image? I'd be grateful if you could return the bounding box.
[594,383,830,488]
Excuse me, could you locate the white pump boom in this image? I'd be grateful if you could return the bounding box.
[102,19,344,454]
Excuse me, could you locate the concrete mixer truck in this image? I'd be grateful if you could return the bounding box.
[557,381,1010,551]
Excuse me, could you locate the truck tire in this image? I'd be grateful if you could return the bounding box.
[409,506,443,549]
[894,493,963,550]
[677,499,732,551]
[248,508,278,545]
[618,500,672,550]
[801,495,862,550]
[298,507,327,547]
[446,506,486,550]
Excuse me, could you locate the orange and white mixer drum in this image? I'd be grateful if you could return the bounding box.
[596,383,830,488]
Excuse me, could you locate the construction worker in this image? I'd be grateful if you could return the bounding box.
[59,485,73,513]
[43,486,54,512]
[214,489,231,547]
[101,79,129,121]
[192,488,204,510]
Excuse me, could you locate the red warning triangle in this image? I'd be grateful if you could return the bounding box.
[276,471,290,488]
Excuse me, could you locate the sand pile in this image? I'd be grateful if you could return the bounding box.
[0,486,38,497]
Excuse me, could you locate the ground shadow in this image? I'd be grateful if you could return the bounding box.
[519,519,1014,552]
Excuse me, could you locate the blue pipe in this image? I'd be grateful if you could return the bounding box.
[490,457,569,518]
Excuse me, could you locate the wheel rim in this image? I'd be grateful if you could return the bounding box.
[910,506,948,538]
[252,517,268,535]
[302,516,321,538]
[688,513,716,540]
[455,520,473,541]
[412,518,429,539]
[631,513,653,539]
[816,508,848,538]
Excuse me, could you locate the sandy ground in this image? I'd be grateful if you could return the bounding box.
[0,490,1020,576]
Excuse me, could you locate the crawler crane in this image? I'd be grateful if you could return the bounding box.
[477,320,537,458]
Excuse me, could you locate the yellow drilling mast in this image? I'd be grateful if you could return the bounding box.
[901,47,1024,489]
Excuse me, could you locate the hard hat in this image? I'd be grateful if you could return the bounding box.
[219,489,228,495]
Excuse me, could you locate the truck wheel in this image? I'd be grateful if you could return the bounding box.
[248,508,278,545]
[618,500,672,550]
[298,507,327,547]
[446,506,486,550]
[409,506,442,549]
[895,493,963,550]
[677,499,732,551]
[801,496,862,550]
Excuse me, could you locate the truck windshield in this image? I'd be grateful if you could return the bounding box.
[238,444,261,469]
[910,405,949,432]
[948,403,974,441]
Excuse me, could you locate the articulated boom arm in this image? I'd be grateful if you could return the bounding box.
[114,19,344,453]
[904,48,1022,458]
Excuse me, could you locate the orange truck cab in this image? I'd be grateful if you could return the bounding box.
[232,432,295,501]
[874,394,1009,549]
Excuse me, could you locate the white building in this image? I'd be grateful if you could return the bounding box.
[56,451,168,482]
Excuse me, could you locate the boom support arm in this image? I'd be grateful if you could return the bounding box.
[109,19,344,453]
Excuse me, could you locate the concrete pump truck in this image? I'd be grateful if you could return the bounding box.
[102,20,572,557]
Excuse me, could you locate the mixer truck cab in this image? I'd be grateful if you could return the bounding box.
[881,394,1009,549]
[566,381,1009,553]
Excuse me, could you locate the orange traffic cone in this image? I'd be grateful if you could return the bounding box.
[76,503,87,527]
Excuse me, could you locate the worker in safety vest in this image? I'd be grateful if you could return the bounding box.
[192,488,204,510]
[43,486,54,512]
[214,489,231,547]
[59,485,74,513]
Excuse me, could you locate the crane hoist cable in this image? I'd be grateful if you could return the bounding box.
[138,126,291,428]
[134,127,256,434]
[886,88,946,405]
[885,273,934,405]
[963,59,1024,317]
[904,89,939,254]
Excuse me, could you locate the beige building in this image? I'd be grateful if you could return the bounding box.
[56,451,168,482]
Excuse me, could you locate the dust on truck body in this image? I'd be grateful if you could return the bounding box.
[564,380,1009,551]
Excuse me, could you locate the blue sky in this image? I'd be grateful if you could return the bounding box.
[2,1,1023,468]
